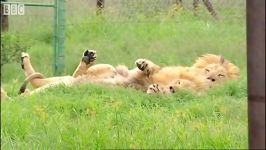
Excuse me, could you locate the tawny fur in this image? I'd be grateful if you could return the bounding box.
[143,54,240,94]
[19,51,240,95]
[19,72,45,94]
[147,73,207,95]
[192,54,240,79]
[1,87,10,100]
[19,50,135,95]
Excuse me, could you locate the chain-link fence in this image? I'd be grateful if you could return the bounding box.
[1,0,246,31]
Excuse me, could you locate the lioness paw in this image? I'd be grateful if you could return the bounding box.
[21,52,30,69]
[21,52,29,58]
[135,59,151,74]
[147,84,161,94]
[82,49,97,65]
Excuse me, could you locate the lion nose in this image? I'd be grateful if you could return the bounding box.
[207,77,216,82]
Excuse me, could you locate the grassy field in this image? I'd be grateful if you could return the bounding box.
[1,1,247,149]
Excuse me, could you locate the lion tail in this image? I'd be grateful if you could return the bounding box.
[18,73,45,94]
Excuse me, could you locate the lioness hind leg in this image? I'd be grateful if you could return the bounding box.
[72,49,97,78]
[135,59,160,76]
[21,52,35,76]
[20,52,66,89]
[19,73,45,94]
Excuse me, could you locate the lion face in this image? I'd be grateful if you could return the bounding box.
[203,64,228,86]
[193,54,240,84]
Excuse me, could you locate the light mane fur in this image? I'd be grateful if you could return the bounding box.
[192,54,240,79]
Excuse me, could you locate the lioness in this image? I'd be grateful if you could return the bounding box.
[20,50,115,90]
[20,51,240,95]
[19,50,153,95]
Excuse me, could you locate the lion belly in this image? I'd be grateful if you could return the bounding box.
[151,66,190,85]
[86,64,116,79]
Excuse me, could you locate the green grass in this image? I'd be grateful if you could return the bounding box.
[1,3,247,149]
[1,80,247,149]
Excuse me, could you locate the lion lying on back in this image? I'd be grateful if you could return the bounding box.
[92,53,240,94]
[142,54,240,94]
[19,50,240,95]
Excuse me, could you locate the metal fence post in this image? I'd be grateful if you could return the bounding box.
[0,0,8,31]
[54,0,65,75]
[247,0,265,149]
[96,0,104,15]
[53,0,58,75]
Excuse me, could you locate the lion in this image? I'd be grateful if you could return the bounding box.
[79,53,240,95]
[140,54,240,94]
[146,71,208,95]
[71,54,240,94]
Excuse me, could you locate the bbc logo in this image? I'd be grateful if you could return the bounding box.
[3,3,25,15]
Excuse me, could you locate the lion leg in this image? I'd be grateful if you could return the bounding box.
[72,50,97,78]
[107,59,161,91]
[135,58,161,77]
[146,83,174,94]
[146,84,163,94]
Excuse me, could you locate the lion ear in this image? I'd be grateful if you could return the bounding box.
[220,55,225,65]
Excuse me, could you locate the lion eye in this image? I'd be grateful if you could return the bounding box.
[175,80,181,85]
[205,69,210,72]
[218,74,225,77]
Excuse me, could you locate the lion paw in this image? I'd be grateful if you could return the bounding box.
[82,49,97,65]
[135,59,151,75]
[147,84,162,94]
